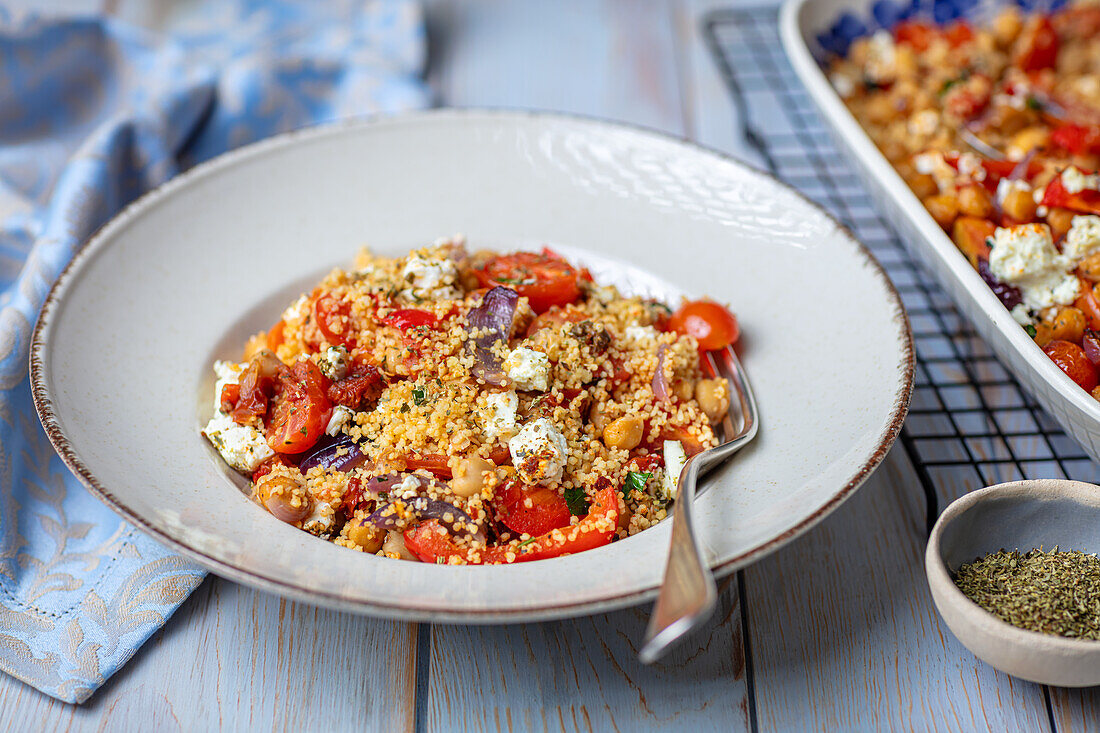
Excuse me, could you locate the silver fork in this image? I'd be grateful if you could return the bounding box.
[638,344,759,664]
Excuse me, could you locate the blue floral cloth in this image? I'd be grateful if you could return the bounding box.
[0,0,428,704]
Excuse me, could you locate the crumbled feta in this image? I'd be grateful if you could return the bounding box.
[830,71,856,99]
[907,109,939,137]
[865,30,897,84]
[995,178,1030,208]
[301,501,335,536]
[503,347,550,391]
[989,224,1081,311]
[400,250,461,302]
[325,405,354,437]
[282,294,309,323]
[1064,215,1100,262]
[1010,304,1034,326]
[202,413,274,474]
[1062,167,1100,195]
[623,325,659,346]
[212,360,245,411]
[318,345,349,381]
[661,440,688,501]
[956,153,987,182]
[484,390,518,441]
[509,418,568,485]
[914,151,956,192]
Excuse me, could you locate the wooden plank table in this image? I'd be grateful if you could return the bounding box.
[3,0,1100,730]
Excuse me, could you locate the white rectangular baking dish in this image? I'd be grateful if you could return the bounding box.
[779,0,1100,463]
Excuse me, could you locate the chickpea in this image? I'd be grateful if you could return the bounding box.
[992,7,1023,48]
[1081,253,1100,282]
[450,455,494,498]
[924,194,959,229]
[1047,207,1077,242]
[695,378,731,424]
[255,473,310,524]
[347,522,385,553]
[1002,187,1037,223]
[958,185,994,219]
[602,416,644,451]
[1048,306,1087,344]
[907,173,938,200]
[673,378,695,402]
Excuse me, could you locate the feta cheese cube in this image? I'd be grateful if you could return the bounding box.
[623,325,659,346]
[400,250,461,302]
[504,347,550,391]
[202,413,274,474]
[661,440,688,501]
[484,390,518,441]
[212,360,245,411]
[1062,167,1100,195]
[318,345,349,381]
[989,223,1081,311]
[865,30,897,84]
[995,178,1030,208]
[508,418,568,485]
[1010,304,1034,326]
[325,405,355,437]
[830,71,855,99]
[1063,215,1100,263]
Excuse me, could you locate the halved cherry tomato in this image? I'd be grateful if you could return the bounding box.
[314,294,356,348]
[893,19,934,51]
[943,20,973,48]
[403,480,618,564]
[327,363,386,410]
[1051,125,1100,156]
[474,252,582,313]
[266,361,332,454]
[1043,340,1098,392]
[526,306,586,337]
[385,309,437,331]
[230,360,278,424]
[666,300,740,350]
[219,383,241,415]
[1042,173,1100,216]
[1013,16,1059,72]
[496,480,571,537]
[251,454,291,483]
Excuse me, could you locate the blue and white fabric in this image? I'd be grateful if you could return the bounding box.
[0,0,428,704]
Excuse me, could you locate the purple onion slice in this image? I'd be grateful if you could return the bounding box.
[652,345,671,403]
[977,258,1023,311]
[466,286,519,386]
[298,435,368,474]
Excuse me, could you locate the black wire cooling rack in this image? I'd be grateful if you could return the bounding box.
[702,7,1100,523]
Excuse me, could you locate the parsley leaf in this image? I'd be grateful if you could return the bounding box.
[1026,95,1042,111]
[1025,324,1037,338]
[939,78,961,96]
[624,471,651,496]
[412,386,427,406]
[517,537,536,548]
[564,487,590,516]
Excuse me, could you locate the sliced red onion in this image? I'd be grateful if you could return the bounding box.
[367,497,485,542]
[652,345,671,403]
[978,258,1023,311]
[466,286,519,386]
[1008,149,1037,182]
[1083,332,1100,366]
[298,435,368,474]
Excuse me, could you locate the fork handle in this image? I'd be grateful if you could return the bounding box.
[638,457,717,664]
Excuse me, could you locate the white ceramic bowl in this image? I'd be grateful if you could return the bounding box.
[779,0,1100,462]
[926,480,1100,687]
[32,110,912,621]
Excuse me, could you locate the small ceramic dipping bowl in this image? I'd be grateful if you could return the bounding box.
[926,479,1100,687]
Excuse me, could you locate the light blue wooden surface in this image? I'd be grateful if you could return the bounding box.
[3,1,1100,731]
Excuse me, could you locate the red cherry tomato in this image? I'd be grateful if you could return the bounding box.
[266,361,332,454]
[496,480,571,537]
[266,320,286,352]
[1051,125,1100,156]
[893,19,935,51]
[314,294,356,348]
[474,252,582,313]
[384,308,438,331]
[1043,173,1100,216]
[1013,16,1059,72]
[1043,340,1098,392]
[666,300,740,350]
[943,20,974,48]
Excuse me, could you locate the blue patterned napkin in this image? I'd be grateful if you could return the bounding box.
[0,0,429,704]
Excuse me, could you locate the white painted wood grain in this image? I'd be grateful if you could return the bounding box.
[0,580,419,732]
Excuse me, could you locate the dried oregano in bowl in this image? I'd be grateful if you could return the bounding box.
[953,547,1100,640]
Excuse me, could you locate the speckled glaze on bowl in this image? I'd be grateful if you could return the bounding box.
[927,480,1100,687]
[31,110,912,622]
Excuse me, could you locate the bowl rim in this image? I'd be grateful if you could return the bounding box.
[29,107,914,620]
[926,479,1100,649]
[777,0,1100,425]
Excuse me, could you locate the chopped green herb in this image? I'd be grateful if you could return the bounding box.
[495,277,532,286]
[939,78,961,96]
[564,487,590,516]
[1026,95,1042,111]
[1025,324,1038,338]
[412,386,427,406]
[517,537,537,548]
[624,471,651,496]
[298,427,308,435]
[399,403,410,413]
